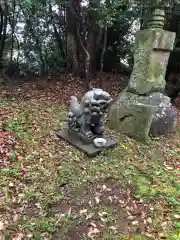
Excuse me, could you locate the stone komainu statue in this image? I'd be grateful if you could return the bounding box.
[68,88,113,139]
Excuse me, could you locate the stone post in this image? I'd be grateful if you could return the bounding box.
[128,9,175,95]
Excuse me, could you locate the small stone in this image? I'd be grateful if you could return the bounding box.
[132,220,139,226]
[9,182,14,187]
[147,217,152,224]
[27,233,33,238]
[174,214,180,219]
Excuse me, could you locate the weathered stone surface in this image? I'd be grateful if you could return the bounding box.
[56,128,117,157]
[68,88,113,139]
[107,92,177,140]
[128,29,176,95]
[150,105,178,136]
[107,92,153,141]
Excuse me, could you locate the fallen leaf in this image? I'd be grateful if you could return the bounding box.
[106,187,112,192]
[86,213,93,219]
[108,226,117,231]
[98,211,108,217]
[88,222,97,228]
[95,196,100,204]
[127,215,135,220]
[108,196,113,202]
[27,233,33,238]
[87,226,100,237]
[12,233,24,240]
[165,166,173,170]
[0,221,4,230]
[79,209,87,214]
[66,206,72,215]
[13,213,20,222]
[17,155,23,161]
[158,232,165,238]
[108,226,118,233]
[119,199,125,206]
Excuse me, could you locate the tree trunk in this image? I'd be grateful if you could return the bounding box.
[76,12,92,91]
[66,0,81,76]
[0,13,3,38]
[86,0,100,76]
[0,15,7,60]
[10,0,16,64]
[0,1,8,62]
[100,26,107,73]
[48,3,66,59]
[66,34,80,75]
[84,50,91,91]
[52,23,66,59]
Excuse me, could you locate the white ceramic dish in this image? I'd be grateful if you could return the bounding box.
[93,138,107,148]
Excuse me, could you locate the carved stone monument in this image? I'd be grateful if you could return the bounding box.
[107,9,178,141]
[57,88,117,156]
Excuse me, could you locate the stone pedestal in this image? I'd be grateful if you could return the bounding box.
[107,92,177,141]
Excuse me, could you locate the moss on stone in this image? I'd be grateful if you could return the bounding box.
[128,28,175,95]
[153,63,163,78]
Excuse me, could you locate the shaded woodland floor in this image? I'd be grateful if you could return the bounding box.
[0,74,180,240]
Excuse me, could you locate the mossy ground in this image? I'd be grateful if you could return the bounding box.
[0,78,179,240]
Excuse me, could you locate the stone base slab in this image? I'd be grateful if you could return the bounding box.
[56,128,117,157]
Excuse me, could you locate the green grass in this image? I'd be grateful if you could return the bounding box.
[0,96,180,239]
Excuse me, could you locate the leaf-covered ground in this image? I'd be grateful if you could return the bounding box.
[0,74,180,240]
